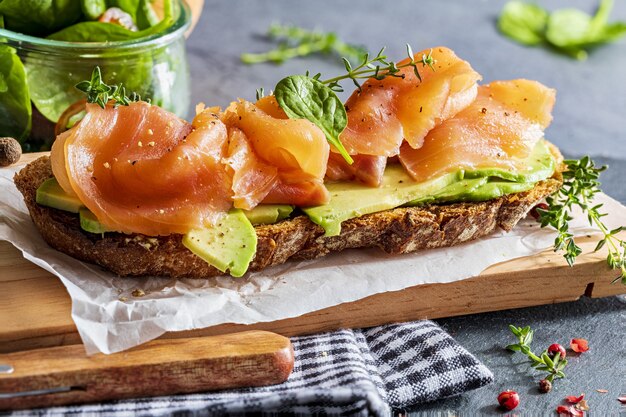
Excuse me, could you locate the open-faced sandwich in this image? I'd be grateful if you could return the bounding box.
[14,46,564,278]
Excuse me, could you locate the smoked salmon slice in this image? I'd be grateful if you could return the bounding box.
[329,46,481,186]
[224,97,330,207]
[325,153,387,187]
[224,127,278,210]
[399,79,556,183]
[51,102,233,236]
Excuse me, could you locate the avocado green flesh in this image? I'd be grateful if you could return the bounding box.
[36,177,293,228]
[460,140,556,183]
[408,177,490,205]
[79,208,110,234]
[244,204,294,225]
[409,178,536,205]
[304,168,461,236]
[304,139,555,236]
[182,209,257,278]
[36,178,83,213]
[455,180,536,202]
[35,139,554,275]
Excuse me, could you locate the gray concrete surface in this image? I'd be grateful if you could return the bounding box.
[186,1,626,414]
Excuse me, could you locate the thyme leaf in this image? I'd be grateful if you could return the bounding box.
[241,23,366,65]
[507,325,568,383]
[320,45,436,92]
[272,44,435,164]
[75,66,146,108]
[538,157,626,284]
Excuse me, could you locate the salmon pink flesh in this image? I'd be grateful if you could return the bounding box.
[399,79,555,183]
[50,46,558,237]
[327,46,482,186]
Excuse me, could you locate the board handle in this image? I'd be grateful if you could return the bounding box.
[0,330,294,410]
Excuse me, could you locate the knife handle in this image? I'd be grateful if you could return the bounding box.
[0,330,294,410]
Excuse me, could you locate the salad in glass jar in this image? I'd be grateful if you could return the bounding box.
[0,0,191,151]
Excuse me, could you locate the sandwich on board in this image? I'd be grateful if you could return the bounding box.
[15,46,563,278]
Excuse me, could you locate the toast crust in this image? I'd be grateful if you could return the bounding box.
[14,156,563,278]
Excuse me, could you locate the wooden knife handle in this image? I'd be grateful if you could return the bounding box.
[0,330,294,410]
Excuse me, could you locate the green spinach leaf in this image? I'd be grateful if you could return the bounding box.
[546,9,594,48]
[135,0,160,29]
[499,0,626,60]
[106,0,159,29]
[48,21,149,41]
[0,0,82,37]
[275,75,353,164]
[78,0,158,28]
[545,8,593,59]
[498,1,548,45]
[30,0,175,122]
[48,0,173,41]
[0,46,32,141]
[599,22,626,42]
[80,0,107,21]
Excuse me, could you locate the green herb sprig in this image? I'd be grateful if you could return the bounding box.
[498,0,626,60]
[271,45,435,164]
[507,325,568,383]
[75,67,145,109]
[241,23,367,65]
[538,157,626,284]
[316,45,436,92]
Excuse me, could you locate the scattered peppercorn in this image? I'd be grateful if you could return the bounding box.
[556,405,583,416]
[0,137,22,167]
[570,338,589,353]
[548,343,567,359]
[565,393,585,404]
[576,399,589,412]
[539,378,552,393]
[497,390,520,410]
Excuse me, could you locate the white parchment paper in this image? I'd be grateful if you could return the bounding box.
[1,160,625,354]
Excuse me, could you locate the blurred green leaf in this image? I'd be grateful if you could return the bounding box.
[546,9,592,48]
[499,0,626,60]
[498,1,548,45]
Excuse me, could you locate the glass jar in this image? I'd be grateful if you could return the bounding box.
[0,1,191,152]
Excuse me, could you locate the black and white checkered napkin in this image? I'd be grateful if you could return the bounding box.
[9,320,493,416]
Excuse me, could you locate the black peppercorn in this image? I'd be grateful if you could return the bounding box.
[0,137,22,167]
[538,379,552,393]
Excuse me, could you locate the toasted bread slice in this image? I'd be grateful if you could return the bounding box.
[14,156,562,278]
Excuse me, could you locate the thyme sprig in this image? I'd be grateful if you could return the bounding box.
[75,67,145,109]
[507,325,568,383]
[538,157,626,284]
[241,23,366,65]
[309,45,436,92]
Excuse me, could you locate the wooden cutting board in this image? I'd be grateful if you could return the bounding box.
[2,153,625,356]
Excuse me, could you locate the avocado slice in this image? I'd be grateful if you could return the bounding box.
[243,204,294,225]
[304,167,461,236]
[304,139,556,236]
[36,178,83,213]
[409,177,490,205]
[457,179,536,202]
[79,208,110,234]
[409,177,535,205]
[462,139,556,183]
[182,209,257,277]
